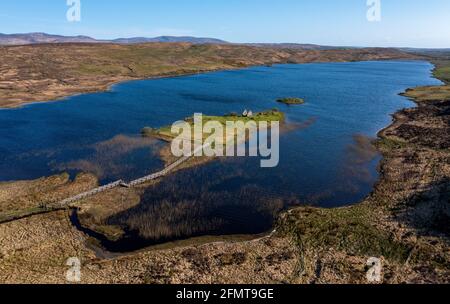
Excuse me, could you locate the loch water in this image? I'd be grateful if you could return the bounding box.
[0,61,442,250]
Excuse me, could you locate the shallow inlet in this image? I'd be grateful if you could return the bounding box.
[0,61,442,251]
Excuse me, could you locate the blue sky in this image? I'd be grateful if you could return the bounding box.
[0,0,449,48]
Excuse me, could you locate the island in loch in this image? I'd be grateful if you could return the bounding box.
[277,97,305,105]
[0,43,448,284]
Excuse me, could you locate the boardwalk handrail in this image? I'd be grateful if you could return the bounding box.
[47,142,212,209]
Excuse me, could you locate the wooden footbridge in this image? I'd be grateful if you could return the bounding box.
[0,143,210,223]
[54,143,209,209]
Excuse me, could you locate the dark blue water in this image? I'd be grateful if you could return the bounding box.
[0,61,441,210]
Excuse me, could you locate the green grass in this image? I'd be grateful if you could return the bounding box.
[432,59,450,84]
[280,206,412,263]
[72,44,289,78]
[200,110,284,124]
[142,110,285,141]
[402,85,450,102]
[376,137,409,151]
[401,58,450,102]
[399,57,450,102]
[434,66,450,84]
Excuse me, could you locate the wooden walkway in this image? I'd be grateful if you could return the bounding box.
[0,143,210,223]
[52,142,209,209]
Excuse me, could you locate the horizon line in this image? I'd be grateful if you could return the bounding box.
[1,32,450,50]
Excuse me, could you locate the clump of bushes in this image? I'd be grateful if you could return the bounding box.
[141,127,155,137]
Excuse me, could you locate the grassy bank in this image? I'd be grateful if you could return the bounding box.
[400,58,450,102]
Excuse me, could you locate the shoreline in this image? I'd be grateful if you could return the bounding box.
[2,59,425,110]
[0,58,448,283]
[71,69,444,254]
[0,68,233,110]
[0,60,441,234]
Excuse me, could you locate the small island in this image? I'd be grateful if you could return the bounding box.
[277,97,305,105]
[142,109,285,142]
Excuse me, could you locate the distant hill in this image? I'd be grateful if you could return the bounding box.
[112,36,228,44]
[0,32,229,46]
[400,48,450,59]
[0,33,363,51]
[245,43,345,50]
[0,33,338,49]
[0,33,99,45]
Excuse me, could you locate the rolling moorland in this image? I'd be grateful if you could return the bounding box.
[0,42,417,108]
[0,44,448,283]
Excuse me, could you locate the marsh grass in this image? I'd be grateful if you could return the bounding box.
[401,59,450,102]
[279,206,412,263]
[376,137,410,151]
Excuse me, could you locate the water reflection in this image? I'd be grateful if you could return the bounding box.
[56,135,162,180]
[101,134,379,250]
